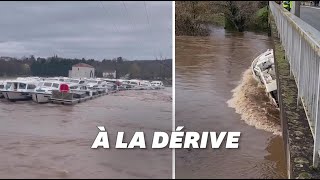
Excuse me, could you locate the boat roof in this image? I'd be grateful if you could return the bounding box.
[6,80,40,84]
[40,80,66,84]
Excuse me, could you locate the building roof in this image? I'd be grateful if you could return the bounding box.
[73,63,94,68]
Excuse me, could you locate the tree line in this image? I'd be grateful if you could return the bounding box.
[0,55,172,83]
[176,1,269,36]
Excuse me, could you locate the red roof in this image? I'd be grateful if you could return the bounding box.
[73,63,94,68]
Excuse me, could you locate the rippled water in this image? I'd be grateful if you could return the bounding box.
[175,28,287,178]
[0,88,172,178]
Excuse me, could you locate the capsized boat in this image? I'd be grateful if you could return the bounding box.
[251,49,278,106]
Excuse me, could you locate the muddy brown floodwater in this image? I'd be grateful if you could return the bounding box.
[0,88,172,178]
[175,27,287,179]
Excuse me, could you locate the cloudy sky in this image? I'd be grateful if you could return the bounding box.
[0,1,172,60]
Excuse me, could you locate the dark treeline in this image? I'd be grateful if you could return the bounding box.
[176,1,269,36]
[0,55,172,83]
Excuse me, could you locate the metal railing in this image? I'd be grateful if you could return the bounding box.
[269,1,320,167]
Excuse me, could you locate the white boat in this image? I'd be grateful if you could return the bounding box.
[2,79,40,101]
[118,80,134,90]
[129,79,140,86]
[31,81,65,103]
[151,81,165,89]
[134,80,154,90]
[45,77,71,82]
[68,78,87,85]
[69,83,99,97]
[86,79,109,94]
[251,49,278,106]
[0,81,5,98]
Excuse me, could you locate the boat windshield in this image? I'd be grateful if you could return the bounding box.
[71,80,80,83]
[89,80,98,84]
[70,86,78,90]
[5,82,12,90]
[52,83,59,88]
[80,86,87,90]
[18,83,27,90]
[38,82,44,87]
[27,84,36,90]
[44,82,52,87]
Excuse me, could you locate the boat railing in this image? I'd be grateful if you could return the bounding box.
[270,1,320,167]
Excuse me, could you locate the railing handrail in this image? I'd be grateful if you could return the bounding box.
[270,1,320,56]
[270,1,320,168]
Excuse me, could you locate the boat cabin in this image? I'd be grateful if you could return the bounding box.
[151,81,164,86]
[4,81,39,92]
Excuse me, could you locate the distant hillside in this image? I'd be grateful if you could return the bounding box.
[0,56,172,84]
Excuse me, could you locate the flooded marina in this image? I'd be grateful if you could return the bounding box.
[175,27,287,178]
[0,88,172,178]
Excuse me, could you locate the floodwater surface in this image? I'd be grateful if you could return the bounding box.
[175,27,287,179]
[0,88,172,178]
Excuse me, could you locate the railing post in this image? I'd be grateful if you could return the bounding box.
[314,63,320,168]
[297,37,302,106]
[292,1,301,17]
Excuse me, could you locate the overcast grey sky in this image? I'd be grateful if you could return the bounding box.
[0,1,172,60]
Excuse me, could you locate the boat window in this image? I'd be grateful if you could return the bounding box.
[89,80,98,84]
[79,81,85,84]
[71,80,80,83]
[27,84,36,90]
[52,83,59,88]
[44,82,52,87]
[80,86,87,90]
[5,82,12,90]
[0,85,4,89]
[19,83,27,89]
[70,86,78,90]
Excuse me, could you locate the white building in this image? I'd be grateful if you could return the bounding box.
[69,63,95,78]
[103,70,116,78]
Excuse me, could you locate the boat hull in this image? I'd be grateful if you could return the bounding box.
[32,93,51,103]
[251,49,278,107]
[2,91,32,101]
[152,86,165,90]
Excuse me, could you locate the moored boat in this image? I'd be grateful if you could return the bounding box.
[31,81,65,103]
[2,79,40,101]
[151,81,165,90]
[0,81,5,98]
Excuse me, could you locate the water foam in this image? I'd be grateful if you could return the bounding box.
[227,68,282,136]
